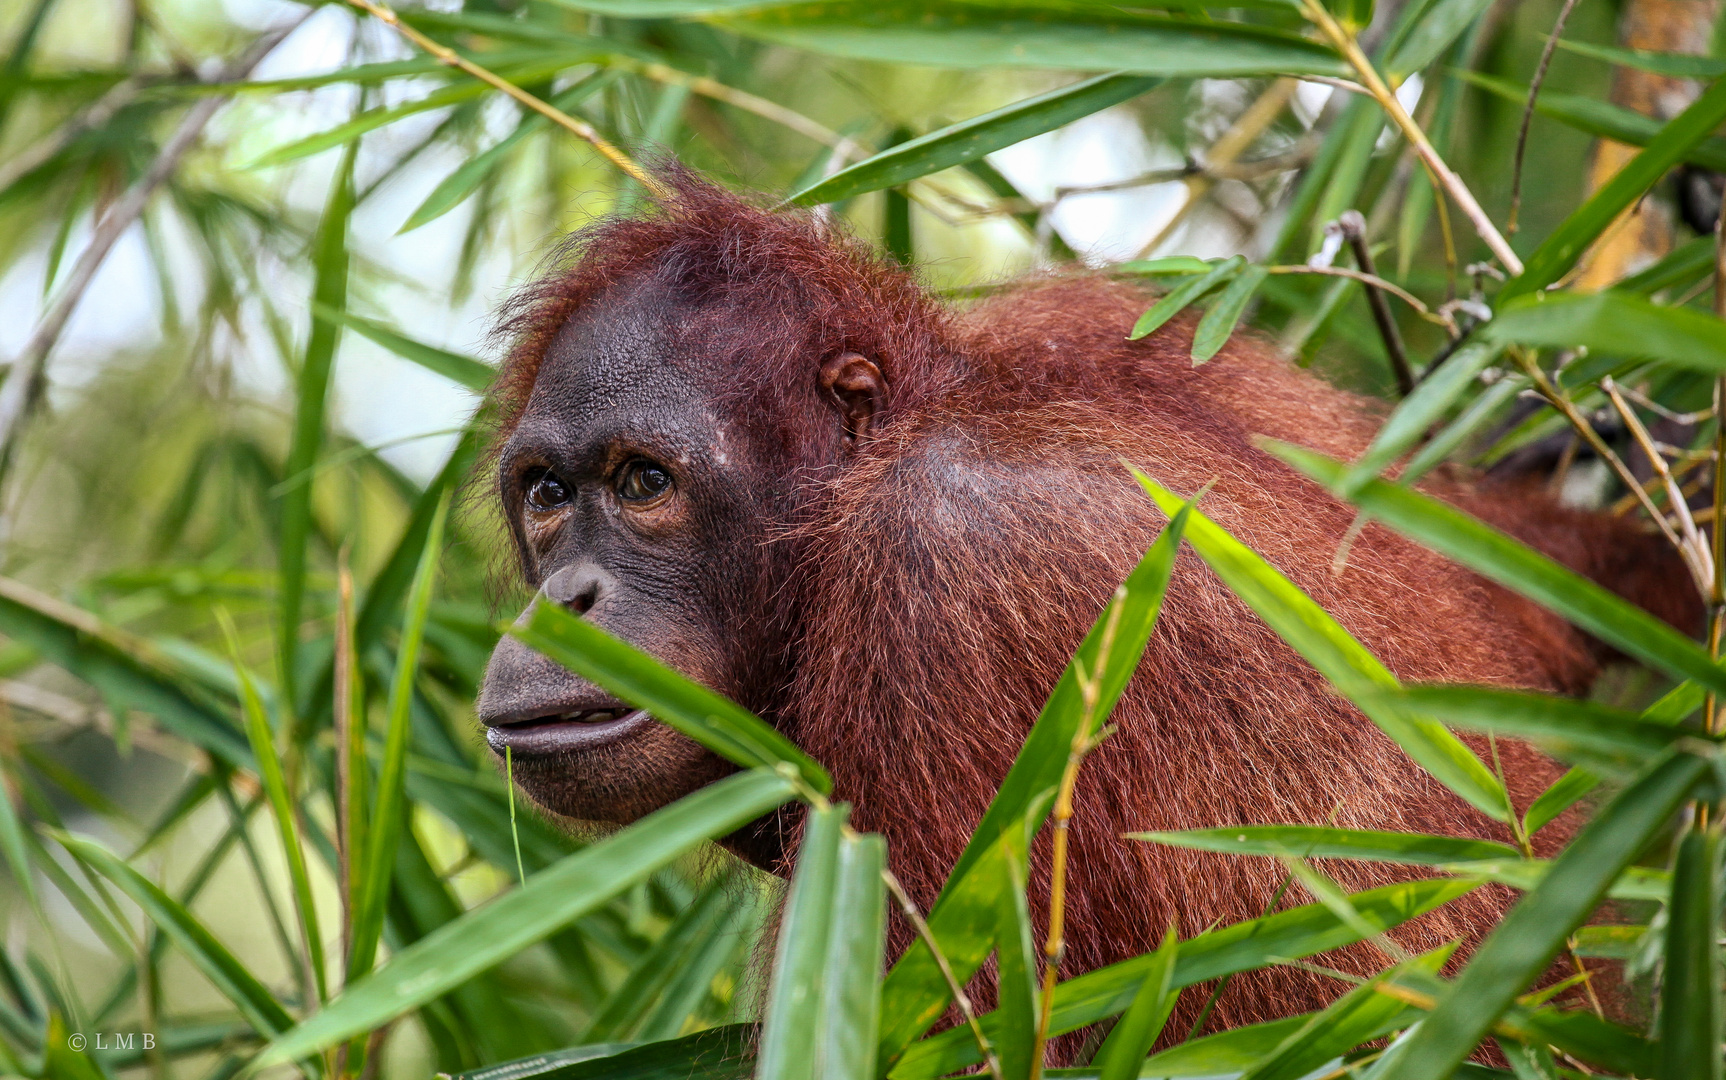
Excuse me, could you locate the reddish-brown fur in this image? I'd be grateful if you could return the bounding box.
[493,171,1699,1036]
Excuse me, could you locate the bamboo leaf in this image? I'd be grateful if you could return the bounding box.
[1553,38,1726,78]
[993,848,1040,1080]
[715,4,1346,78]
[581,875,736,1043]
[789,73,1160,205]
[1093,926,1178,1080]
[1191,263,1268,363]
[53,832,294,1038]
[310,305,493,391]
[1266,440,1726,695]
[250,768,797,1070]
[1458,72,1726,173]
[757,802,845,1080]
[1504,74,1726,300]
[1135,471,1511,820]
[1131,256,1242,339]
[1131,824,1519,865]
[349,489,450,979]
[1483,291,1726,375]
[1392,750,1711,1080]
[1338,341,1502,496]
[820,831,888,1080]
[1522,767,1598,835]
[1659,827,1722,1080]
[1383,0,1493,76]
[514,603,831,794]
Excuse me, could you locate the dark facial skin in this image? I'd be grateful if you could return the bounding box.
[477,275,884,857]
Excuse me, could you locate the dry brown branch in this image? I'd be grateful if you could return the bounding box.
[346,0,664,195]
[1301,0,1524,275]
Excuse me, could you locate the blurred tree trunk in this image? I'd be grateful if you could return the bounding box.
[1576,0,1719,288]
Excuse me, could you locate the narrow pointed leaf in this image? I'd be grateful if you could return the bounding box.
[1093,926,1178,1080]
[821,831,888,1080]
[1659,827,1722,1080]
[1483,291,1726,375]
[789,73,1160,206]
[1135,470,1509,820]
[251,768,797,1070]
[757,802,844,1080]
[311,305,493,391]
[1339,341,1501,496]
[515,603,831,794]
[993,850,1040,1080]
[1131,257,1241,339]
[1131,824,1518,865]
[1191,263,1267,363]
[1391,750,1710,1080]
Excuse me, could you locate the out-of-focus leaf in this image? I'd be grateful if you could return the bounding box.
[1571,924,1647,958]
[1483,291,1726,374]
[1384,0,1494,76]
[1267,441,1726,696]
[1659,827,1721,1080]
[1135,471,1509,820]
[1621,235,1718,296]
[1391,750,1710,1080]
[54,832,294,1038]
[789,73,1160,205]
[1505,75,1726,299]
[757,802,843,1080]
[1401,374,1525,485]
[1363,684,1703,777]
[889,877,1479,1078]
[310,305,493,391]
[820,831,887,1080]
[1132,824,1518,865]
[515,603,831,794]
[1439,860,1671,903]
[251,768,798,1069]
[1523,767,1598,835]
[582,875,736,1043]
[1093,926,1178,1080]
[1191,264,1267,363]
[447,1026,756,1080]
[715,4,1347,79]
[1554,38,1726,77]
[1459,72,1726,172]
[1131,256,1241,340]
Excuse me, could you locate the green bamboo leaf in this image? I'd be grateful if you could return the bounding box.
[1130,257,1242,340]
[514,603,831,794]
[1383,0,1493,76]
[1400,375,1525,486]
[757,802,844,1080]
[1131,824,1518,865]
[1571,923,1646,958]
[400,71,621,233]
[221,613,326,1003]
[277,143,355,718]
[1458,72,1726,173]
[1191,263,1268,363]
[0,765,36,906]
[788,73,1160,206]
[463,1027,755,1080]
[1554,38,1726,77]
[1266,441,1726,696]
[1483,291,1726,375]
[1504,74,1726,300]
[994,849,1040,1080]
[349,489,450,980]
[1135,1014,1311,1077]
[1522,767,1597,835]
[250,768,797,1071]
[310,305,493,391]
[889,877,1479,1079]
[1116,256,1213,276]
[1392,750,1711,1080]
[1660,827,1722,1080]
[1134,471,1510,820]
[1093,926,1178,1080]
[582,875,736,1043]
[1622,235,1719,296]
[820,831,887,1080]
[632,893,754,1041]
[1364,684,1702,777]
[53,832,294,1038]
[717,4,1344,78]
[248,82,492,168]
[1338,341,1502,496]
[1241,946,1454,1080]
[1438,860,1670,903]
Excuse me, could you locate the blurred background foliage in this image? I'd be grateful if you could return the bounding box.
[2,0,1724,1075]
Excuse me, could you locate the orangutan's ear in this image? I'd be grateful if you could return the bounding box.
[819,352,887,442]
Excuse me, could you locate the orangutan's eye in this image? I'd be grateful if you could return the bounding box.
[616,460,672,503]
[524,468,571,512]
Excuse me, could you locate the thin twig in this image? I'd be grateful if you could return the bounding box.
[1508,0,1583,234]
[345,0,664,195]
[0,19,304,490]
[1603,376,1713,592]
[1134,78,1299,258]
[1056,147,1315,198]
[1301,0,1524,275]
[881,869,1003,1080]
[1338,210,1413,394]
[1265,264,1452,331]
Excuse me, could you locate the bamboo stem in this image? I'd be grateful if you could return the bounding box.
[1603,376,1714,593]
[1338,210,1414,395]
[345,0,666,197]
[1301,0,1524,275]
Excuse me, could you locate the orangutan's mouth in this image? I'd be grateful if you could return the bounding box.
[485,704,650,755]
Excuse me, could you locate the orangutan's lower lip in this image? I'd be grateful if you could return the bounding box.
[486,708,649,755]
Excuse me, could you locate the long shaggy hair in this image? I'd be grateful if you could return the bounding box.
[492,167,1699,1036]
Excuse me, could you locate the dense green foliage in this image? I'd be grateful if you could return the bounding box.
[5,0,1726,1077]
